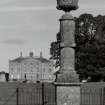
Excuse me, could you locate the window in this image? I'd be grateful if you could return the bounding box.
[36,62,39,65]
[31,69,33,72]
[11,64,13,66]
[49,64,52,67]
[42,74,44,79]
[36,74,39,81]
[30,63,33,65]
[11,68,13,71]
[18,68,21,72]
[49,69,52,72]
[37,67,39,71]
[43,68,45,72]
[31,76,33,80]
[37,74,39,78]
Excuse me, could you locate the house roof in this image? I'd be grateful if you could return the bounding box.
[35,57,50,63]
[10,57,25,63]
[9,56,50,63]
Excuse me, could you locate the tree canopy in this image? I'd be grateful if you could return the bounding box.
[50,13,105,82]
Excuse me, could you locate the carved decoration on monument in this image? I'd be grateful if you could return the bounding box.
[57,0,78,11]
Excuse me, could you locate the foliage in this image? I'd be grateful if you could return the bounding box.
[50,32,61,68]
[75,14,105,81]
[50,13,105,82]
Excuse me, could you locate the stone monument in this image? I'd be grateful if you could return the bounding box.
[55,1,81,105]
[56,0,79,83]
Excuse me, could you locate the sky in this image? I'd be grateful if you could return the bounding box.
[0,0,105,72]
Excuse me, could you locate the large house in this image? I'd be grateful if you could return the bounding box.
[9,52,55,82]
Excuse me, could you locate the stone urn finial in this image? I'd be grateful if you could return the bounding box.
[56,0,79,12]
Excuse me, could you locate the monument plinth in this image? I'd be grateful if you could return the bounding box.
[56,0,79,83]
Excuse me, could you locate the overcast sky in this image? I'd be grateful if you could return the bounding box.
[0,0,105,72]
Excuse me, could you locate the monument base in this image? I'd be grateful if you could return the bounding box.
[56,71,79,83]
[54,82,81,105]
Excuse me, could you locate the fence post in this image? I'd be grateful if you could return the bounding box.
[17,88,19,105]
[55,85,57,105]
[103,87,105,105]
[42,83,44,105]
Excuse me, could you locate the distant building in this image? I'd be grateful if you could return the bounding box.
[9,52,55,82]
[0,71,9,82]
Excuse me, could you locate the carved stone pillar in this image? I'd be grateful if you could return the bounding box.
[56,0,79,82]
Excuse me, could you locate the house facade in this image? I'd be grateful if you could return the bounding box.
[9,52,55,82]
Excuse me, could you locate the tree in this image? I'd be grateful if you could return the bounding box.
[50,13,105,82]
[50,32,61,68]
[75,14,105,81]
[75,13,96,45]
[75,14,97,81]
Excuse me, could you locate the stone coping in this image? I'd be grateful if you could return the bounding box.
[53,82,82,86]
